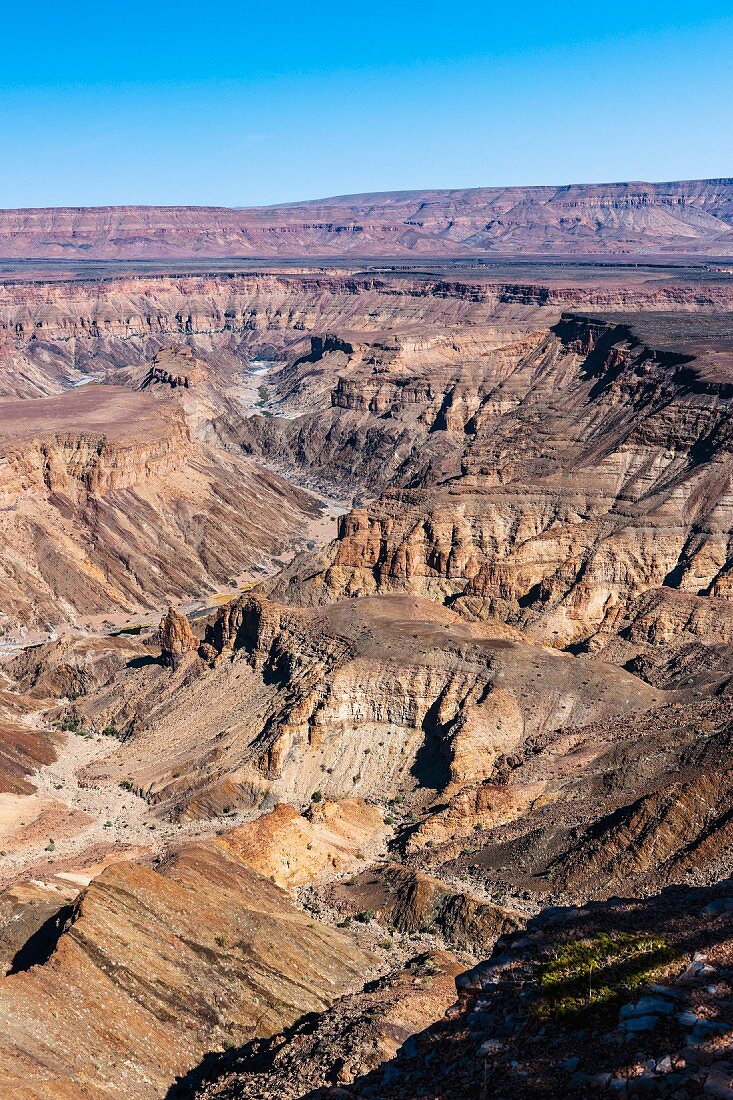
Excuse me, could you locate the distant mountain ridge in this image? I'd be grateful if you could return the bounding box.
[1,177,732,259]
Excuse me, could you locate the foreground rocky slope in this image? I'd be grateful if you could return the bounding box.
[0,833,370,1100]
[179,881,733,1099]
[1,179,733,258]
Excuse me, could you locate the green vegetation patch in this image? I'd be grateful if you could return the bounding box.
[54,714,87,735]
[535,931,681,1021]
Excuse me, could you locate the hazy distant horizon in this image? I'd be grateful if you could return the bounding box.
[1,174,733,214]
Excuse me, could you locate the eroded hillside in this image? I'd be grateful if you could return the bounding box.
[0,261,732,1099]
[1,179,733,259]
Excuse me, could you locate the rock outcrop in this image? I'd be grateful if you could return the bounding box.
[158,606,198,670]
[184,951,464,1099]
[324,862,523,954]
[216,800,388,889]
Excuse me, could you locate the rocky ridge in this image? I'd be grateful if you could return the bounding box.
[0,834,370,1099]
[1,179,733,258]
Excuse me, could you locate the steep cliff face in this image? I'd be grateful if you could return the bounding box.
[0,271,730,400]
[265,312,733,652]
[1,179,732,258]
[81,593,658,822]
[0,385,320,633]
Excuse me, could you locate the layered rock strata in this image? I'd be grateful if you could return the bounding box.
[0,838,369,1099]
[1,179,732,259]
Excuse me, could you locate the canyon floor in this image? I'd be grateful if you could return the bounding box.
[0,254,731,1098]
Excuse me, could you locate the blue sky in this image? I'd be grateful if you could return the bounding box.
[1,1,731,207]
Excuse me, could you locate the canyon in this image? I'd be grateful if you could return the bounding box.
[0,227,731,1098]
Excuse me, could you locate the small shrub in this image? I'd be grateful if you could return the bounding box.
[56,714,84,734]
[311,790,323,803]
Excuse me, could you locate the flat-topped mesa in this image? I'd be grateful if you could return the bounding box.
[1,179,733,258]
[158,606,198,670]
[0,376,320,632]
[0,387,192,504]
